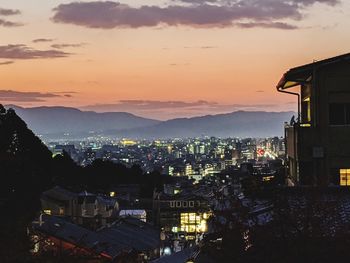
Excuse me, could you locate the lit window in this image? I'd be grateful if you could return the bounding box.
[180,212,209,234]
[263,176,275,181]
[340,169,350,186]
[189,213,196,224]
[200,220,207,232]
[304,97,311,122]
[59,207,64,215]
[181,213,189,224]
[43,209,51,215]
[301,96,312,124]
[188,225,196,233]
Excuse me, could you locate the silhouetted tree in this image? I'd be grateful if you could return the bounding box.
[0,107,172,261]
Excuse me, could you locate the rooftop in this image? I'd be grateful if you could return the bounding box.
[32,214,160,260]
[277,53,350,90]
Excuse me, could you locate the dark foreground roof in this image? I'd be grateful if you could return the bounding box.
[32,214,160,260]
[252,187,350,237]
[151,247,197,263]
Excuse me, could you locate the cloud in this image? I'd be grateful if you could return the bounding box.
[51,43,86,49]
[0,7,23,27]
[0,60,14,65]
[0,90,73,102]
[83,100,275,112]
[172,0,218,3]
[169,62,190,66]
[173,0,339,5]
[32,38,54,43]
[51,0,339,29]
[0,18,22,27]
[82,100,215,112]
[200,46,218,49]
[54,91,78,94]
[0,8,20,16]
[0,44,70,60]
[184,46,218,49]
[82,99,283,119]
[236,22,298,30]
[116,100,216,109]
[0,90,59,102]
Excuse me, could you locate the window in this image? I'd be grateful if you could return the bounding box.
[329,103,350,125]
[180,212,208,234]
[59,207,64,215]
[189,201,194,207]
[340,169,350,186]
[301,97,311,123]
[188,213,196,224]
[43,209,51,215]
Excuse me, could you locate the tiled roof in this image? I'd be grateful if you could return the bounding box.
[247,187,350,237]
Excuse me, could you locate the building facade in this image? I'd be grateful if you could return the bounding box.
[277,53,350,186]
[153,192,211,241]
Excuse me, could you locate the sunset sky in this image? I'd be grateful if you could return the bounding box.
[0,0,349,120]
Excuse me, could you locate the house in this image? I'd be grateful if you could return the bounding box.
[277,53,350,186]
[41,186,119,227]
[40,186,79,217]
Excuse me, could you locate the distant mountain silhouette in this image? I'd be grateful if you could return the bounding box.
[5,105,294,138]
[6,105,160,136]
[111,111,294,139]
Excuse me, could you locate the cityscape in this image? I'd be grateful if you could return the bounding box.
[1,0,350,262]
[47,136,284,175]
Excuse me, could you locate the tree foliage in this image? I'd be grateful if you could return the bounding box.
[0,105,168,261]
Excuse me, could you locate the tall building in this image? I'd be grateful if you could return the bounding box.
[277,53,350,186]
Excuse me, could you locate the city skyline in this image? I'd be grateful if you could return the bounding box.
[1,0,349,119]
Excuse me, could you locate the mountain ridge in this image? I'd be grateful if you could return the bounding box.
[5,105,161,135]
[5,105,294,139]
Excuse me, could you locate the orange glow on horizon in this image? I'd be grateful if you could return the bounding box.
[1,0,349,119]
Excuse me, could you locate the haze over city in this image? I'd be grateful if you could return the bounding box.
[1,0,349,119]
